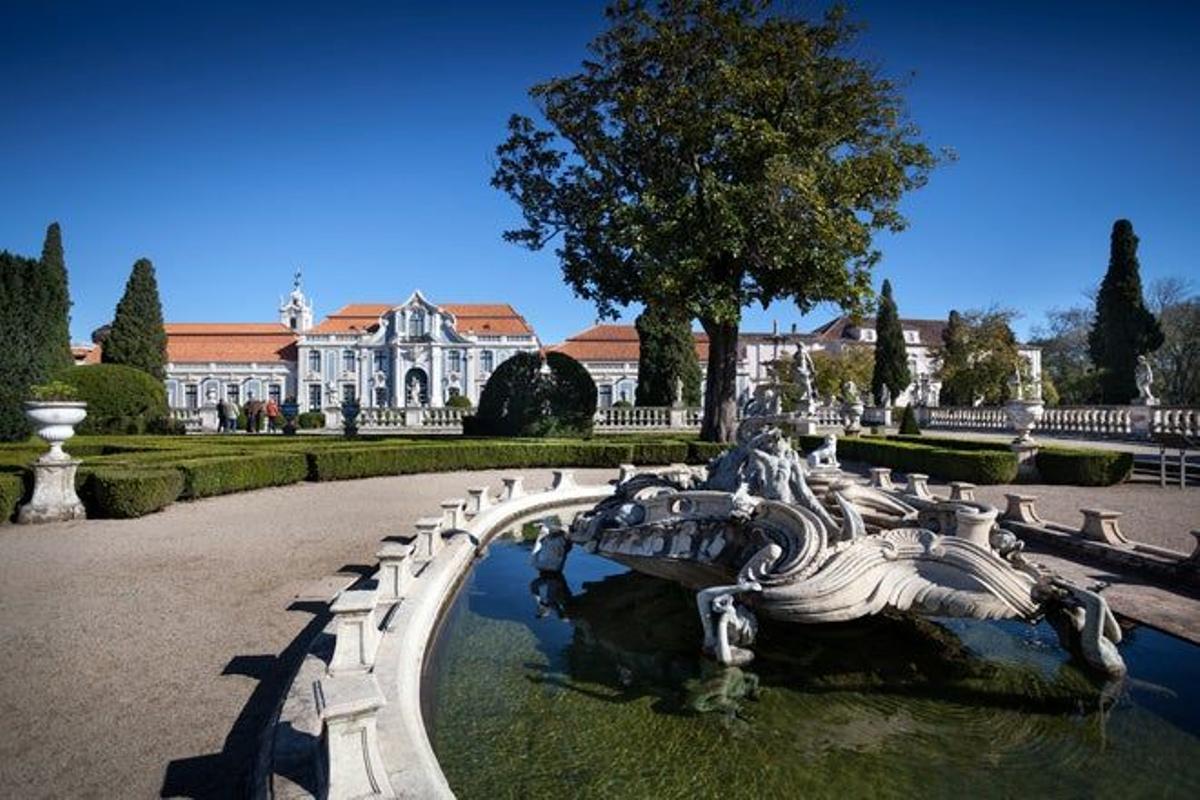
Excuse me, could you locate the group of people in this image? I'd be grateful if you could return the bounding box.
[215,395,282,433]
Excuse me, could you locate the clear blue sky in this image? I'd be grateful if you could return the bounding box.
[1,0,1196,345]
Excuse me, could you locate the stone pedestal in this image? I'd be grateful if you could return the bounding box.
[668,407,688,429]
[319,674,395,800]
[1129,403,1154,439]
[198,404,220,433]
[328,590,380,674]
[18,458,86,524]
[323,408,341,429]
[792,415,818,435]
[954,507,997,548]
[1011,441,1040,481]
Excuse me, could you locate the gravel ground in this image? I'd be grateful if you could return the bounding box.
[0,464,1196,799]
[0,468,617,800]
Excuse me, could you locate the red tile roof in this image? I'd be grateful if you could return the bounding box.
[164,323,298,363]
[311,302,535,336]
[71,344,102,365]
[550,324,708,362]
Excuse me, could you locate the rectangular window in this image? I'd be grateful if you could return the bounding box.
[342,350,356,373]
[308,384,322,410]
[373,349,387,374]
[480,350,494,373]
[598,385,613,408]
[308,350,321,374]
[185,385,199,410]
[448,349,462,373]
[342,383,356,403]
[226,384,240,404]
[268,384,282,404]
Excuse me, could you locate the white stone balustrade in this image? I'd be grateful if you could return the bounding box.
[465,486,492,516]
[1153,407,1200,439]
[440,498,466,530]
[329,589,382,674]
[413,517,443,562]
[319,673,395,800]
[925,406,1008,431]
[376,542,414,603]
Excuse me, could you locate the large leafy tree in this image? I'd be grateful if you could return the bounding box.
[1088,219,1163,403]
[936,308,1024,406]
[492,1,942,441]
[103,258,168,380]
[634,304,702,406]
[1147,277,1200,406]
[869,279,909,404]
[0,251,41,440]
[1029,305,1099,405]
[38,222,74,376]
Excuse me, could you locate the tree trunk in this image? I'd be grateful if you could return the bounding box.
[699,317,739,443]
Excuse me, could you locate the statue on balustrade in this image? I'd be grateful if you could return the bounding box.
[1134,355,1157,405]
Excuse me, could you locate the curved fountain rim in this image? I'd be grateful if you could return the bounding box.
[259,473,616,800]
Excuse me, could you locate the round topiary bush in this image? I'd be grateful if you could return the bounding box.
[445,393,473,410]
[57,364,168,435]
[466,351,597,437]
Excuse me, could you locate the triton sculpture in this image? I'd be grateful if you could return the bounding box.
[558,398,1127,680]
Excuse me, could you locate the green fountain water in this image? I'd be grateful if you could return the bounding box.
[427,539,1200,799]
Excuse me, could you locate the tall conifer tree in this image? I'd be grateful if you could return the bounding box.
[870,279,910,405]
[635,305,702,406]
[39,222,74,375]
[1088,219,1164,403]
[0,251,41,440]
[103,258,168,380]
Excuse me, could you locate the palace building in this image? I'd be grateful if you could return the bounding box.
[159,277,540,411]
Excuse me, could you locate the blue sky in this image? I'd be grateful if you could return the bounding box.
[1,0,1196,345]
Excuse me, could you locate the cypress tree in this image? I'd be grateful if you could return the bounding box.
[0,251,41,440]
[635,304,702,407]
[870,280,911,405]
[39,222,74,375]
[1088,219,1164,403]
[937,309,970,406]
[103,258,168,380]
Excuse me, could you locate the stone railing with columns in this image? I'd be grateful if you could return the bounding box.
[259,468,625,799]
[1039,406,1132,438]
[919,403,1199,443]
[1153,407,1200,440]
[921,406,1009,432]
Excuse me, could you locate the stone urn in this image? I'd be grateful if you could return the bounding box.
[24,401,87,462]
[842,400,865,435]
[19,401,88,523]
[341,401,361,437]
[1004,398,1044,444]
[280,400,300,436]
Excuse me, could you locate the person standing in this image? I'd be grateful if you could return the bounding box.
[265,397,281,433]
[216,397,228,434]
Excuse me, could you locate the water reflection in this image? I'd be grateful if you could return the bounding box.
[429,540,1200,800]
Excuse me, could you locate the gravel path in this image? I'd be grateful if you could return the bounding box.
[0,465,1195,799]
[0,468,617,800]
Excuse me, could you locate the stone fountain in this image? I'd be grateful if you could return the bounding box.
[561,396,1127,680]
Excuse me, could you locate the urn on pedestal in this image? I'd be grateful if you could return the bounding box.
[19,398,88,523]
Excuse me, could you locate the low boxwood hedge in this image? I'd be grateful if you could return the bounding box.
[176,453,309,498]
[307,441,637,481]
[795,434,1019,484]
[0,470,26,522]
[298,412,325,430]
[1035,447,1133,486]
[83,468,183,518]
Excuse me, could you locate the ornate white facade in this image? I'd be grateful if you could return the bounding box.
[161,280,540,412]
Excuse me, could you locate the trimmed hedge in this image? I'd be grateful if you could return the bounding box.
[176,453,309,498]
[298,412,325,430]
[57,364,169,435]
[0,470,26,522]
[308,441,637,481]
[1036,447,1133,486]
[83,468,183,518]
[797,434,1019,484]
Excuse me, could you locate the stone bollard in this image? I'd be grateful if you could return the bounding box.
[328,589,381,675]
[413,517,443,562]
[319,674,396,800]
[550,469,576,491]
[905,473,932,499]
[1002,494,1043,526]
[501,476,525,501]
[954,507,997,548]
[949,482,976,502]
[376,542,414,603]
[1080,508,1129,546]
[617,464,638,484]
[466,486,492,516]
[440,498,466,530]
[868,467,894,490]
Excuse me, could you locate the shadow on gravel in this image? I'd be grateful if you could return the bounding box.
[159,600,332,798]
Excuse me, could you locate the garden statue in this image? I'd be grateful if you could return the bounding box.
[1008,367,1023,401]
[673,376,684,408]
[531,519,572,573]
[1134,355,1157,405]
[794,344,817,414]
[806,433,839,471]
[325,381,340,406]
[879,384,891,408]
[743,386,781,418]
[407,382,421,408]
[564,384,1127,681]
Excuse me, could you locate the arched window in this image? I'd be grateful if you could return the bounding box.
[308,350,321,374]
[480,350,494,373]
